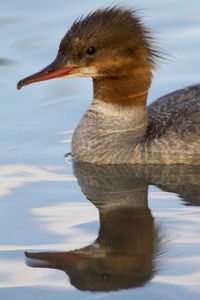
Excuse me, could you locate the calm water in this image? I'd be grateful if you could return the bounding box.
[1,0,200,299]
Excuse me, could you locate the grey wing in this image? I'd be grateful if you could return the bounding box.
[146,83,200,141]
[148,83,200,113]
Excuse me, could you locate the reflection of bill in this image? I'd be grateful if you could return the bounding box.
[25,163,200,291]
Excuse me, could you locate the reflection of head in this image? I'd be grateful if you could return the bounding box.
[26,162,162,291]
[25,206,159,291]
[68,206,159,291]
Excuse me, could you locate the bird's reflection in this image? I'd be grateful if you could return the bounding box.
[25,163,200,291]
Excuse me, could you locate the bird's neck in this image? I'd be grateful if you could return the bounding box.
[72,70,152,163]
[93,68,152,107]
[91,69,151,136]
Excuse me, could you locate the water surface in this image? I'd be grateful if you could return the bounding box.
[1,0,200,299]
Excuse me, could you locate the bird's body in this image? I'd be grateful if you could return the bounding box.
[17,7,200,164]
[72,84,200,164]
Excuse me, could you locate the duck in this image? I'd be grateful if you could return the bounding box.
[17,7,200,165]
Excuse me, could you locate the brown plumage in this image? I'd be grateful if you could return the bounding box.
[59,6,161,71]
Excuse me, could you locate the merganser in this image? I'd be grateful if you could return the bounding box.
[17,7,200,164]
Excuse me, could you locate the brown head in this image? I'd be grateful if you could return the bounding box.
[17,6,160,94]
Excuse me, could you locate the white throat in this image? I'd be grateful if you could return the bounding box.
[90,98,148,131]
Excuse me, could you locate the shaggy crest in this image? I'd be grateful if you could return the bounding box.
[59,6,161,69]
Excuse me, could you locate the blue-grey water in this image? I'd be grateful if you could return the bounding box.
[1,0,200,299]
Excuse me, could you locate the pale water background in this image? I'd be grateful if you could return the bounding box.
[1,0,200,299]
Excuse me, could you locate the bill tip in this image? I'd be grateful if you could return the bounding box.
[17,80,23,90]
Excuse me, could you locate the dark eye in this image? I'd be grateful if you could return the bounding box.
[101,273,110,281]
[87,46,95,55]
